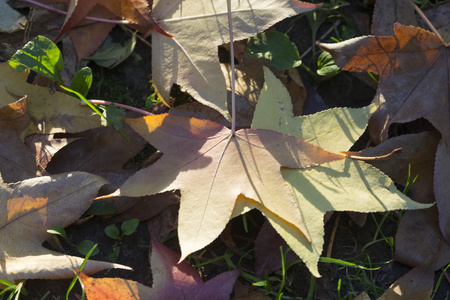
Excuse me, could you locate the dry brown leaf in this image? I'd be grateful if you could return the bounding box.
[379,242,438,300]
[0,96,30,136]
[45,125,146,173]
[371,0,417,36]
[0,130,40,183]
[24,134,71,170]
[360,131,440,204]
[319,23,450,242]
[67,5,116,60]
[112,113,344,261]
[395,207,450,271]
[0,172,130,283]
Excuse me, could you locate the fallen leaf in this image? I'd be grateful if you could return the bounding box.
[0,172,130,283]
[360,131,439,204]
[0,0,27,33]
[254,221,298,278]
[253,67,376,153]
[319,23,450,242]
[371,0,416,36]
[25,134,71,170]
[0,62,102,139]
[0,130,40,183]
[45,125,146,173]
[151,0,319,118]
[0,96,30,136]
[395,207,450,271]
[114,113,344,262]
[78,236,239,299]
[67,4,117,60]
[378,240,438,300]
[251,67,431,277]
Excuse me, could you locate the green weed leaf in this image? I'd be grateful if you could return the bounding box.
[76,240,99,256]
[69,67,93,97]
[121,218,139,236]
[317,51,340,77]
[245,31,301,69]
[85,201,117,216]
[105,225,121,240]
[102,104,125,130]
[47,226,67,239]
[9,35,64,84]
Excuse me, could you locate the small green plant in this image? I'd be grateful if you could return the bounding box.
[316,51,340,78]
[9,35,92,97]
[47,226,99,257]
[66,243,98,300]
[104,218,139,262]
[0,279,27,300]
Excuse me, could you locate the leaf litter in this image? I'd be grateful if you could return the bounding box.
[1,0,449,298]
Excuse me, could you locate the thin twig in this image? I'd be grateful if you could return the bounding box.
[226,0,236,135]
[88,99,154,116]
[407,0,443,42]
[341,148,401,161]
[20,0,131,25]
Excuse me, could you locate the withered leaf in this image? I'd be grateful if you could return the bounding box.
[0,172,130,283]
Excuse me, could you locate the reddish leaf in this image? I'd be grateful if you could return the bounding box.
[78,236,240,300]
[55,0,99,41]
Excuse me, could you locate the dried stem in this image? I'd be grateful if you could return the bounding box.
[407,0,443,42]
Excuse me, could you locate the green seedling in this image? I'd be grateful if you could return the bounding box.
[66,243,98,300]
[105,218,139,262]
[316,51,340,78]
[47,226,99,257]
[0,279,27,300]
[9,35,92,97]
[8,35,126,131]
[84,201,117,217]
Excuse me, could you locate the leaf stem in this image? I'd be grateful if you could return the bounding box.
[226,0,236,135]
[88,99,154,116]
[20,0,131,25]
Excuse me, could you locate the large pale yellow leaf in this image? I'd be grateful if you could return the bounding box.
[251,67,431,277]
[114,114,344,261]
[0,63,101,139]
[253,67,376,153]
[0,172,130,283]
[151,0,319,118]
